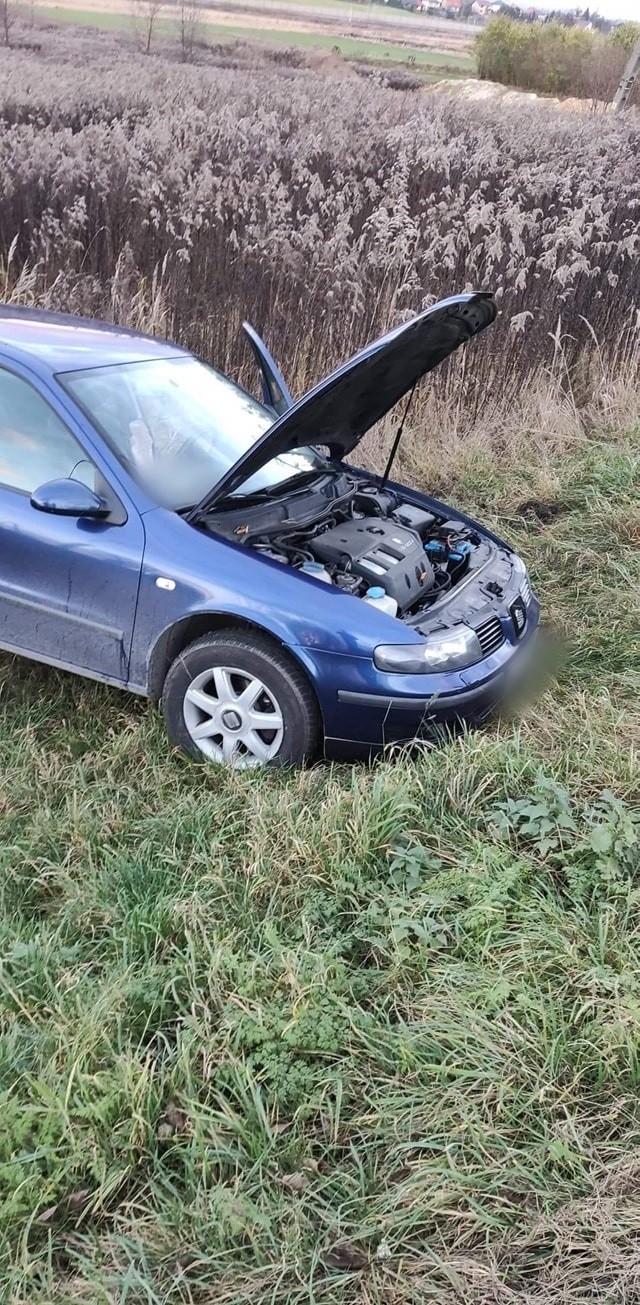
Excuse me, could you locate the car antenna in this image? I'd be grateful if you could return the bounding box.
[380,382,418,489]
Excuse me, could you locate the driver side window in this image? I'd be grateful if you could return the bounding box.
[0,367,93,494]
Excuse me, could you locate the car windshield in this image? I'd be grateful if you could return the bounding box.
[60,355,324,509]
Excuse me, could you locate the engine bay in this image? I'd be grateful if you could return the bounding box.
[206,474,493,623]
[310,516,436,610]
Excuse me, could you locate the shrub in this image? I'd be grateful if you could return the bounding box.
[610,22,640,55]
[476,17,637,104]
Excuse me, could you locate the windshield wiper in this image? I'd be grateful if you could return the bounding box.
[214,469,327,509]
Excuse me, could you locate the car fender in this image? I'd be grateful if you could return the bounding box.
[144,607,328,703]
[132,507,414,697]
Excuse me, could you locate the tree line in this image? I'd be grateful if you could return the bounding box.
[476,17,640,103]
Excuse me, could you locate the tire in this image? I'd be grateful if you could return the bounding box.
[161,629,321,768]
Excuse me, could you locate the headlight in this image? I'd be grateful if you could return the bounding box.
[374,626,483,674]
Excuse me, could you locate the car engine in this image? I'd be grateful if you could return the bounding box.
[207,475,486,620]
[309,518,435,610]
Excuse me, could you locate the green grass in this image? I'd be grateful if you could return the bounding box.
[26,3,474,73]
[1,411,639,1301]
[202,20,471,67]
[204,23,472,68]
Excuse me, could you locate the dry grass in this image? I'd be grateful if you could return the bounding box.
[0,23,639,406]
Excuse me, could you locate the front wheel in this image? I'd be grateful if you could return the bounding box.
[162,630,320,769]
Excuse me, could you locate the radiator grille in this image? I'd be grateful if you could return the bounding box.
[475,615,505,657]
[521,574,532,606]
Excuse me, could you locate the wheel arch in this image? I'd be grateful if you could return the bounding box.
[146,611,323,728]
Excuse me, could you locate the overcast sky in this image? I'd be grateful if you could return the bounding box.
[588,0,637,15]
[536,0,639,17]
[596,0,637,14]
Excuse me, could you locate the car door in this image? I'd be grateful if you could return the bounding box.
[0,361,145,684]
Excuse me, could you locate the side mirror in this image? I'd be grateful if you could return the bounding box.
[30,478,110,519]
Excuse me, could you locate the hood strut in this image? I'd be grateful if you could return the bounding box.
[380,382,418,489]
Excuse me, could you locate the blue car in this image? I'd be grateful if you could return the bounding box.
[0,293,538,768]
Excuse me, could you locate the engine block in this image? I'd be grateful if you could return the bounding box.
[309,518,435,612]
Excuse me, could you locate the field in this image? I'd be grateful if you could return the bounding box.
[20,6,474,77]
[1,23,640,1305]
[16,0,477,78]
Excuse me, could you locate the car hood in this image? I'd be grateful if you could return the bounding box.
[189,291,496,518]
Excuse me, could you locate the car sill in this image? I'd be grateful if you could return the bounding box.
[0,640,147,695]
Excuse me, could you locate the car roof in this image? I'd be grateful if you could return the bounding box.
[0,305,187,372]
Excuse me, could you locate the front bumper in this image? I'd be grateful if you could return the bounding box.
[295,593,540,759]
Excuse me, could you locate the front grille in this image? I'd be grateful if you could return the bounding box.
[521,574,532,606]
[475,615,505,657]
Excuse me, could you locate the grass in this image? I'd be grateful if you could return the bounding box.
[194,24,473,68]
[1,393,639,1302]
[22,2,475,73]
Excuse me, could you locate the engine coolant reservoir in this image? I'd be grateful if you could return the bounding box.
[363,586,398,618]
[301,561,333,584]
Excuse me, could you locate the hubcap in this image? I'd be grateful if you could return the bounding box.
[221,709,242,731]
[182,665,284,768]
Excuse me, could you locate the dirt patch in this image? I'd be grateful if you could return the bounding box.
[517,498,576,523]
[429,76,611,114]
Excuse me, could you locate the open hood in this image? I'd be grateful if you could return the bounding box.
[187,292,496,519]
